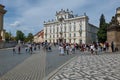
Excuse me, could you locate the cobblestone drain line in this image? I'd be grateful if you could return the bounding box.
[50,53,120,80]
[44,56,78,80]
[0,50,46,80]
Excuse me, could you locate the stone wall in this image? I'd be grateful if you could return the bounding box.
[0,41,17,49]
[107,31,120,52]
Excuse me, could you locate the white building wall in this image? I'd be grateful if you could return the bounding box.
[44,9,98,44]
[44,26,46,41]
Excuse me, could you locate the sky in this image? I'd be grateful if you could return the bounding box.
[0,0,120,36]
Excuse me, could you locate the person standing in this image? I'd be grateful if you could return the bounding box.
[25,47,28,53]
[13,47,16,55]
[72,44,75,54]
[66,44,69,55]
[105,41,109,52]
[111,41,114,52]
[60,45,64,56]
[30,45,33,54]
[18,46,21,54]
[90,44,94,54]
[38,44,40,50]
[69,45,73,54]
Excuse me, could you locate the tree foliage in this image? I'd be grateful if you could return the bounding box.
[5,32,11,41]
[99,14,106,28]
[24,33,34,42]
[27,33,33,42]
[97,14,108,43]
[15,30,34,43]
[16,30,25,42]
[5,32,16,42]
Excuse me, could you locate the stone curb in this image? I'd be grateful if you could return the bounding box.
[43,56,78,80]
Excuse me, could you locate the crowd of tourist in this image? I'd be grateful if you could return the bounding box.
[51,41,118,55]
[12,41,118,55]
[12,43,41,55]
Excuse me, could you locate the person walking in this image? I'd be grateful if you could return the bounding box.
[30,45,33,54]
[13,47,16,55]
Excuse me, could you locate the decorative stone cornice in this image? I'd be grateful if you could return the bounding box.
[107,15,120,31]
[116,7,120,11]
[0,4,7,14]
[0,4,5,8]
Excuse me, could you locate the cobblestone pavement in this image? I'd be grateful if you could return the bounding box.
[0,48,31,77]
[0,50,46,80]
[50,52,120,80]
[46,46,80,76]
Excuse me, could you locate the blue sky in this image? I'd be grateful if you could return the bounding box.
[0,0,120,36]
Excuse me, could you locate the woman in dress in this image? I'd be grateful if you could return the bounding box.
[59,45,64,56]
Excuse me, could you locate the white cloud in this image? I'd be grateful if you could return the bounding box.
[6,0,87,35]
[3,0,120,35]
[10,21,21,27]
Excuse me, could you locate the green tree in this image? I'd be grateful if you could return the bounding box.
[97,14,108,43]
[99,14,106,28]
[5,32,16,41]
[24,33,34,42]
[16,30,25,42]
[10,36,16,41]
[27,33,33,42]
[5,32,11,42]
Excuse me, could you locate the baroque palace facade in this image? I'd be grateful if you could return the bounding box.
[44,9,98,44]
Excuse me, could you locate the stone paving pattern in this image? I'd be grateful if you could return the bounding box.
[0,48,31,77]
[0,50,46,80]
[50,52,120,80]
[0,46,79,80]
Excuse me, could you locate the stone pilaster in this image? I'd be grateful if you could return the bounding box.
[1,29,5,41]
[0,4,7,41]
[107,30,120,52]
